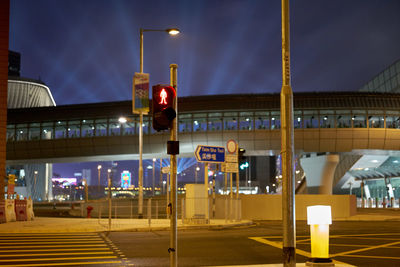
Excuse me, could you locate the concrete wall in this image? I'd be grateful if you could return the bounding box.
[241,194,356,220]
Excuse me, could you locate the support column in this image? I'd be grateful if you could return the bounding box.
[0,0,9,201]
[300,154,339,194]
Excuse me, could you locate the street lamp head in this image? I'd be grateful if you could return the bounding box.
[108,169,111,173]
[166,28,180,35]
[153,158,156,162]
[98,165,102,170]
[34,171,38,175]
[118,117,127,123]
[196,167,200,171]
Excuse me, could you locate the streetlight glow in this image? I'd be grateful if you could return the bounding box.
[166,28,180,35]
[98,165,102,170]
[118,117,127,123]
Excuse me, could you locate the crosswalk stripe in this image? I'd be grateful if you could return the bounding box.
[0,248,110,252]
[0,260,122,267]
[0,244,107,248]
[0,256,118,262]
[0,233,127,266]
[0,241,104,245]
[0,251,114,257]
[0,238,104,243]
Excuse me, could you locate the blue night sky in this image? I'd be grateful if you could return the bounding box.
[9,0,400,105]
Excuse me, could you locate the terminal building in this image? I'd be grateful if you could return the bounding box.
[5,51,400,204]
[7,51,56,200]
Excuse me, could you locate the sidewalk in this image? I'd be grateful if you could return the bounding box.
[0,217,253,233]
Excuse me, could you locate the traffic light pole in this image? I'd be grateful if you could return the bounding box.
[169,64,178,267]
[138,28,144,218]
[281,0,296,265]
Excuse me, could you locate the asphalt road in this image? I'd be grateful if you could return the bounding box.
[107,221,400,266]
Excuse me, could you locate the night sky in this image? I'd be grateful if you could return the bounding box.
[9,0,400,106]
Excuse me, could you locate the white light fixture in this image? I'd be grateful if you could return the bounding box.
[118,117,127,123]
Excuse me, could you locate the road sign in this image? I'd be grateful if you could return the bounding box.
[161,166,170,174]
[226,139,237,154]
[132,72,149,114]
[225,154,238,163]
[221,162,238,173]
[195,145,225,163]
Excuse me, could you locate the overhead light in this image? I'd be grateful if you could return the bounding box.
[393,160,399,163]
[371,160,379,163]
[365,168,369,171]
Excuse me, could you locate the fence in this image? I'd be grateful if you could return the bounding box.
[357,197,399,208]
[80,196,242,227]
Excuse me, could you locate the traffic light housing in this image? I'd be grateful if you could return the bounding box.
[238,148,248,170]
[152,84,176,131]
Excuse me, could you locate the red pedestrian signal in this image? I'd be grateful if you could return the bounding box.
[152,85,176,131]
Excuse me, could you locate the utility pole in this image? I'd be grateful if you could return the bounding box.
[107,169,112,231]
[281,0,296,265]
[169,64,178,267]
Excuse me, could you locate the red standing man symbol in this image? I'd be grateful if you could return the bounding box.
[160,88,167,104]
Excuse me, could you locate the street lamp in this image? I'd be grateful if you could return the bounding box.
[195,165,200,184]
[107,168,112,231]
[33,171,38,200]
[152,158,156,196]
[97,165,102,195]
[137,27,180,218]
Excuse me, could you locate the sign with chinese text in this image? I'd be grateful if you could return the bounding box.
[195,145,225,163]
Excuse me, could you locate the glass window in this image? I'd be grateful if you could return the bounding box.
[81,119,95,137]
[239,112,253,130]
[122,117,135,135]
[108,119,121,136]
[41,122,53,140]
[7,125,15,141]
[271,111,280,129]
[255,111,269,130]
[223,112,238,131]
[142,119,149,134]
[368,115,384,128]
[386,111,400,129]
[336,111,351,128]
[179,114,192,133]
[352,110,367,128]
[55,121,67,139]
[95,119,107,137]
[303,110,318,128]
[68,120,81,138]
[28,123,40,140]
[208,113,222,131]
[319,111,335,128]
[294,111,302,128]
[193,113,207,132]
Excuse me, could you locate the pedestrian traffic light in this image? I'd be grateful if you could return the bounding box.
[152,84,176,131]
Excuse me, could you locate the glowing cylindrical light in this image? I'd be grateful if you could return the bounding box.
[307,205,332,262]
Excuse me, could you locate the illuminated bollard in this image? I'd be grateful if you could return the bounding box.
[306,205,334,266]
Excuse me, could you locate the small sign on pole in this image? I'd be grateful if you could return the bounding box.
[132,72,150,114]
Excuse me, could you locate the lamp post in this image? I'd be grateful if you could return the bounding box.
[137,27,180,218]
[152,158,156,196]
[195,165,200,184]
[33,170,38,200]
[107,168,112,231]
[97,165,102,196]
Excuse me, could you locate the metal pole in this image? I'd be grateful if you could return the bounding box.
[108,169,112,231]
[167,172,170,215]
[281,0,296,265]
[153,158,156,196]
[212,173,216,219]
[138,28,144,218]
[230,173,233,221]
[160,158,163,190]
[169,64,178,267]
[83,178,88,202]
[204,163,209,222]
[195,164,198,183]
[97,165,101,196]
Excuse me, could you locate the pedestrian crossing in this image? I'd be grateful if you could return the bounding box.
[0,233,130,266]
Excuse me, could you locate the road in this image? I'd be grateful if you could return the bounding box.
[107,221,400,266]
